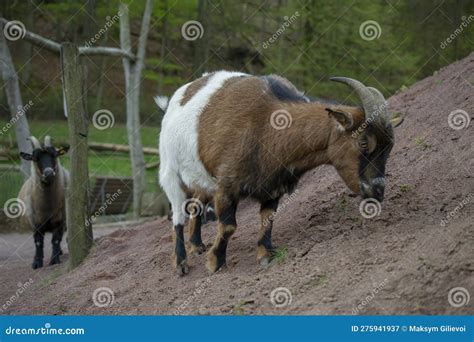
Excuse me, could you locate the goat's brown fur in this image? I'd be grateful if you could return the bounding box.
[180,73,213,106]
[198,76,365,202]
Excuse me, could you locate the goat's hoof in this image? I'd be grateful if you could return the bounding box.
[206,252,225,274]
[176,260,189,276]
[190,243,206,255]
[49,257,61,265]
[258,256,272,267]
[32,260,43,269]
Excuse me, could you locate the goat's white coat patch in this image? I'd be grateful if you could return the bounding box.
[158,71,247,225]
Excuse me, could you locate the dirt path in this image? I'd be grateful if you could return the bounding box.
[1,53,473,316]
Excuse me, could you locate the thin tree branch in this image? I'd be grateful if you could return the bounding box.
[0,17,135,60]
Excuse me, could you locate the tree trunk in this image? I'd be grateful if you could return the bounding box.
[157,0,168,94]
[120,0,153,218]
[20,1,34,84]
[193,0,210,77]
[61,43,93,269]
[0,22,31,179]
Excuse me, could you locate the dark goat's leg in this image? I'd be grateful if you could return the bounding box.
[32,229,44,269]
[173,223,188,276]
[189,210,206,254]
[257,198,279,266]
[50,226,64,265]
[206,192,238,273]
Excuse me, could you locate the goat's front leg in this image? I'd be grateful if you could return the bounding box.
[32,229,44,269]
[257,198,279,266]
[206,192,238,273]
[50,225,64,265]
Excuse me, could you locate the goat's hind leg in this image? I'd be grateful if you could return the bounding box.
[206,191,238,273]
[188,194,208,254]
[162,171,189,275]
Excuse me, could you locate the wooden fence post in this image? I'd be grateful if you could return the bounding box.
[60,42,93,269]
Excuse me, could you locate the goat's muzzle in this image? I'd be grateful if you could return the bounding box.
[41,167,56,185]
[360,177,385,202]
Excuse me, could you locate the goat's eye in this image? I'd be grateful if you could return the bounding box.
[359,140,368,150]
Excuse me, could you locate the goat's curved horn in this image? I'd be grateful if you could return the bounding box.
[330,77,387,125]
[28,136,42,150]
[367,87,389,122]
[44,135,52,148]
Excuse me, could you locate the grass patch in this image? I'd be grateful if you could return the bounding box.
[232,299,254,315]
[399,184,413,193]
[39,267,64,288]
[272,247,288,264]
[414,136,430,150]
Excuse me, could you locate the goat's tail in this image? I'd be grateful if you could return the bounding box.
[154,95,169,113]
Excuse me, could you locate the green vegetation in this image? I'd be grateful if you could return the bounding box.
[414,136,430,150]
[0,120,159,206]
[399,184,413,193]
[0,119,159,178]
[272,247,288,264]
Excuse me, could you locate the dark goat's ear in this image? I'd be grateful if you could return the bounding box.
[56,145,70,156]
[20,152,33,161]
[325,107,354,130]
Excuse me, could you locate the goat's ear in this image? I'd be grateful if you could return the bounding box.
[19,152,33,161]
[325,108,354,130]
[389,112,404,128]
[56,145,70,156]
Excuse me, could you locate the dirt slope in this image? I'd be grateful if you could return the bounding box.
[2,53,473,316]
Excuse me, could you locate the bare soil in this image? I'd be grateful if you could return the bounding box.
[1,53,473,316]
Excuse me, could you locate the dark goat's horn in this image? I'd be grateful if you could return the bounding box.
[367,87,389,123]
[330,77,387,125]
[44,135,52,148]
[28,136,42,150]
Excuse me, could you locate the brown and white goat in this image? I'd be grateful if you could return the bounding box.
[18,136,70,269]
[158,71,403,275]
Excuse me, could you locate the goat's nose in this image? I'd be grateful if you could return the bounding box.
[43,168,55,177]
[371,177,385,202]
